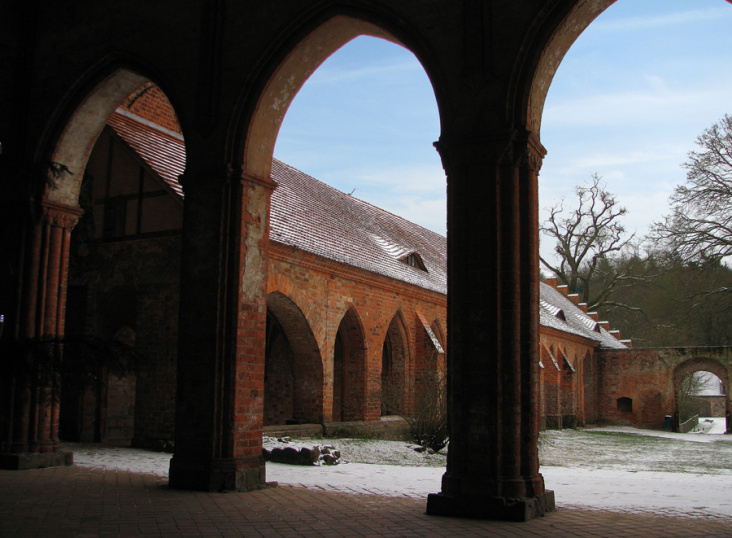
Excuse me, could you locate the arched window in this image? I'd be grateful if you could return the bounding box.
[617,397,633,414]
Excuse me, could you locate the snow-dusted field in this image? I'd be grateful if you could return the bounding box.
[66,419,732,520]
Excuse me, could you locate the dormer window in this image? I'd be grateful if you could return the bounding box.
[400,252,427,271]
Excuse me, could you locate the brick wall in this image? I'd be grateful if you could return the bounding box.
[267,242,447,425]
[122,84,182,134]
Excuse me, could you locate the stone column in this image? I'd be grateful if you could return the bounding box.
[426,130,554,521]
[0,200,80,468]
[168,167,275,491]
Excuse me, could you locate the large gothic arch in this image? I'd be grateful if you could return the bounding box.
[2,0,657,522]
[237,12,440,179]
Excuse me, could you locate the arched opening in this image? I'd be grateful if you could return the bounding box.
[46,70,152,207]
[559,349,577,429]
[245,14,442,426]
[676,368,727,434]
[381,312,409,416]
[536,2,732,333]
[58,79,186,449]
[617,397,633,413]
[332,307,367,422]
[542,345,562,429]
[265,292,324,425]
[674,358,729,434]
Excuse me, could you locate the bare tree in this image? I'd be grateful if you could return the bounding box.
[653,114,732,271]
[540,174,647,311]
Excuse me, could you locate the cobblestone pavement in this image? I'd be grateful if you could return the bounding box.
[3,445,732,537]
[2,464,732,537]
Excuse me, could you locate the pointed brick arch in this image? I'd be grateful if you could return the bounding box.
[242,14,425,179]
[47,69,152,207]
[333,306,367,422]
[6,69,186,460]
[381,310,411,415]
[266,291,324,425]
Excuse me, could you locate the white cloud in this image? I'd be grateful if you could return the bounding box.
[594,7,730,32]
[543,84,725,127]
[310,60,423,86]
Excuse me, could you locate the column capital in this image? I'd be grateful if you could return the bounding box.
[40,200,83,230]
[435,129,546,176]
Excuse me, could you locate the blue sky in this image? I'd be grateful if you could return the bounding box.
[273,1,732,261]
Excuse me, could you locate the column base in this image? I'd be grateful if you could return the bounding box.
[168,456,266,492]
[0,451,73,470]
[426,490,555,522]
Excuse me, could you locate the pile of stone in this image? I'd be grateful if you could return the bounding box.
[262,436,341,466]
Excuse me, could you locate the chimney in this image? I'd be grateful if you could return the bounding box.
[578,302,588,313]
[609,329,622,340]
[587,311,599,322]
[545,276,558,288]
[568,293,580,305]
[557,285,569,297]
[599,321,610,332]
[620,339,633,348]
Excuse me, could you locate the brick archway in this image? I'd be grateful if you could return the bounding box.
[673,357,730,431]
[47,69,152,207]
[2,68,178,461]
[381,311,411,416]
[265,292,324,425]
[240,13,436,179]
[333,306,367,422]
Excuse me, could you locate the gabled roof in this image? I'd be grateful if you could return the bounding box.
[539,283,626,349]
[107,109,185,198]
[106,108,625,349]
[269,159,447,294]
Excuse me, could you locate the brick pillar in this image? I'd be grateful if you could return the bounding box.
[0,200,80,467]
[426,131,554,521]
[168,167,275,491]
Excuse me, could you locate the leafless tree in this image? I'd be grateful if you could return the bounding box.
[653,114,732,276]
[540,175,649,311]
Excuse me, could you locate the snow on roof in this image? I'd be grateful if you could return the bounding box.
[269,159,447,294]
[107,109,626,348]
[540,283,627,349]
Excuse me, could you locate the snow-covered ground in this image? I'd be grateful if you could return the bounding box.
[65,419,732,520]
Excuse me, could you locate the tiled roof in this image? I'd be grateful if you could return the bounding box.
[269,159,447,294]
[539,283,626,349]
[107,109,185,198]
[107,109,625,349]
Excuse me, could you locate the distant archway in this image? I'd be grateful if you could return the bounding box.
[381,312,410,416]
[333,307,367,422]
[266,292,324,425]
[674,358,729,433]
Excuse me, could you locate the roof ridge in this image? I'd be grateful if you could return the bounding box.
[113,108,185,142]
